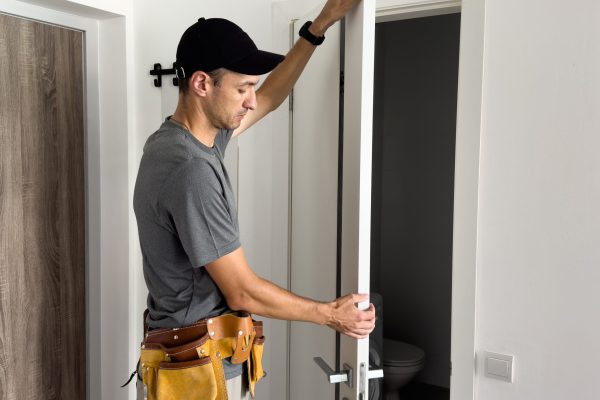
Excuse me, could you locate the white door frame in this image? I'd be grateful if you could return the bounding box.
[281,0,484,399]
[0,2,131,399]
[372,1,484,400]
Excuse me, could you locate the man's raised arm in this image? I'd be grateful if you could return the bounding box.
[233,0,362,137]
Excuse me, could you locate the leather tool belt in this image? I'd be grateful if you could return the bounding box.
[139,311,265,400]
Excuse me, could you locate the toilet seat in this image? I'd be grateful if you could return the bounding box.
[383,338,426,367]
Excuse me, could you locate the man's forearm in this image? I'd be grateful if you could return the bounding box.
[230,275,375,339]
[206,247,375,338]
[230,276,333,325]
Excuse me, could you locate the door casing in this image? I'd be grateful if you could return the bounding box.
[364,2,485,399]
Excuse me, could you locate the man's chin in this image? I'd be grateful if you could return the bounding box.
[228,120,243,130]
[217,121,241,131]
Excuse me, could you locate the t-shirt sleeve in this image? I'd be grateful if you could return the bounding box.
[161,158,240,267]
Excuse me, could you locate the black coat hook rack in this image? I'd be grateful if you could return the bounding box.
[149,63,179,87]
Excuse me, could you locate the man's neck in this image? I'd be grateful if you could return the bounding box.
[171,101,218,148]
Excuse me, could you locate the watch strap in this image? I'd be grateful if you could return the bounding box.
[299,21,325,46]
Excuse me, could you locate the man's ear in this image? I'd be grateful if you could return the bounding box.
[189,71,210,96]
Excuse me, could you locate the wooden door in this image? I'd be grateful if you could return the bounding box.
[0,13,86,400]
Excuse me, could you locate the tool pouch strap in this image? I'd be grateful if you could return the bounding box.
[139,311,265,400]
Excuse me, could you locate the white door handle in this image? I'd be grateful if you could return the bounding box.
[313,357,353,386]
[367,368,384,379]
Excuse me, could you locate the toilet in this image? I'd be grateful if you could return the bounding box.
[369,293,426,400]
[382,338,426,399]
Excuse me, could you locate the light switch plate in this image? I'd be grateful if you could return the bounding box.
[484,352,513,382]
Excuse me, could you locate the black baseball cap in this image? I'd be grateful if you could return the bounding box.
[175,17,284,78]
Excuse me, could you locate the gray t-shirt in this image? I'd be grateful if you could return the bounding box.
[133,117,242,378]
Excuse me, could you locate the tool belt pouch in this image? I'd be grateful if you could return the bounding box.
[247,335,265,396]
[139,312,265,400]
[140,349,218,400]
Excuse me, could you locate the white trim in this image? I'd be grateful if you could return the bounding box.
[448,1,484,399]
[376,0,461,22]
[373,1,484,399]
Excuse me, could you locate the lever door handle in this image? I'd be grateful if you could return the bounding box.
[367,368,384,379]
[313,357,353,386]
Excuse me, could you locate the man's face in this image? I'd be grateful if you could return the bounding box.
[206,71,259,130]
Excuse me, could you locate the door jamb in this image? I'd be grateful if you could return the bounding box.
[377,0,461,22]
[374,1,483,400]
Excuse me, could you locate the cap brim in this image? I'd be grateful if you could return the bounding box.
[226,50,285,75]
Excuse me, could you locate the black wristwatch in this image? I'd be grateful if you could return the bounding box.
[299,21,325,46]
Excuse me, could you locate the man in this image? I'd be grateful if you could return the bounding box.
[133,0,374,398]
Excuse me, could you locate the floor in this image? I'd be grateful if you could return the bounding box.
[395,381,449,400]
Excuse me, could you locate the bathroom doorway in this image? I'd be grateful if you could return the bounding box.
[369,12,461,400]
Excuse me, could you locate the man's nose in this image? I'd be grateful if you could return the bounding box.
[243,89,257,111]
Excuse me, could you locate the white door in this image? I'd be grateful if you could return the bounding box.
[289,1,376,399]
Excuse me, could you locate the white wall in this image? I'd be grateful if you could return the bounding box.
[474,0,600,399]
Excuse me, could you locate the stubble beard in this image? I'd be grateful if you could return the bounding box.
[205,106,237,131]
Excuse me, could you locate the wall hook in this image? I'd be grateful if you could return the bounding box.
[149,63,179,87]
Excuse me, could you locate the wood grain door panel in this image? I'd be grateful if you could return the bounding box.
[0,13,85,400]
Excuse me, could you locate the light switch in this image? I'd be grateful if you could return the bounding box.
[484,352,513,382]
